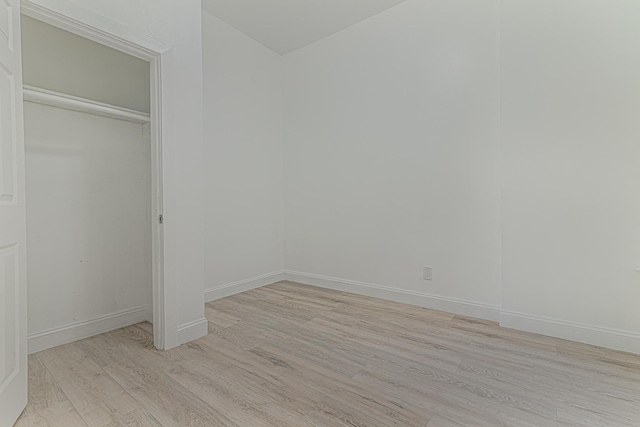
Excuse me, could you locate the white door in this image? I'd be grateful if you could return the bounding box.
[0,0,27,425]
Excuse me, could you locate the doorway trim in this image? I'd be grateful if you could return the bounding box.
[21,0,170,350]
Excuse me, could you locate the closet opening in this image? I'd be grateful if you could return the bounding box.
[20,12,166,352]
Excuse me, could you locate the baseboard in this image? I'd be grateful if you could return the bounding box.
[284,271,640,354]
[28,305,148,354]
[199,270,285,346]
[144,306,153,324]
[284,270,501,322]
[500,310,640,355]
[177,317,208,344]
[205,271,285,302]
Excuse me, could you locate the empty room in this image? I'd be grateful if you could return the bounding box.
[1,0,639,426]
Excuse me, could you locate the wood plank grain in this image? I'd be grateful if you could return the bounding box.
[37,343,146,427]
[19,356,69,419]
[24,281,640,427]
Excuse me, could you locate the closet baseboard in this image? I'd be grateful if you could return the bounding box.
[27,306,148,354]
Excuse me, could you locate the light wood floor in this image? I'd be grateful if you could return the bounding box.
[16,281,640,426]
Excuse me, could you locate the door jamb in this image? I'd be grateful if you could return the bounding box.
[20,0,171,349]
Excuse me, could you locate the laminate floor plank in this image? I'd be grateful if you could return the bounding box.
[103,355,239,427]
[251,286,343,312]
[19,356,69,419]
[24,280,640,427]
[37,343,150,427]
[307,316,464,373]
[204,305,241,329]
[15,401,87,427]
[134,322,154,335]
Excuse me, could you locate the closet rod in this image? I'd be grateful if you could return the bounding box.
[23,85,151,124]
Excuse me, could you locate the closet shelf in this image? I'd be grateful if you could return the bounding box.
[23,85,151,124]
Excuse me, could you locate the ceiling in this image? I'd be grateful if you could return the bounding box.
[201,0,409,55]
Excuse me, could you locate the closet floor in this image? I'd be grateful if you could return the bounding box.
[17,281,640,426]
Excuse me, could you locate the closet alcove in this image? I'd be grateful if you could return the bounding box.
[21,15,153,353]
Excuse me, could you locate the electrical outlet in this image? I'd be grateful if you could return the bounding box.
[423,266,433,281]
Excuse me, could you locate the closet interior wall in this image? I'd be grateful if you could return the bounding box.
[21,16,152,353]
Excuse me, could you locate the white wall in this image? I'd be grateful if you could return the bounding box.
[283,0,640,352]
[500,0,640,345]
[27,0,640,352]
[283,0,502,315]
[24,103,151,345]
[21,15,150,113]
[202,11,284,297]
[32,0,206,348]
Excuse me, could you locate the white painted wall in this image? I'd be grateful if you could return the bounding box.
[23,0,639,352]
[282,0,640,352]
[283,0,501,312]
[21,15,150,113]
[500,0,640,339]
[24,102,151,337]
[202,11,284,296]
[31,0,206,347]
